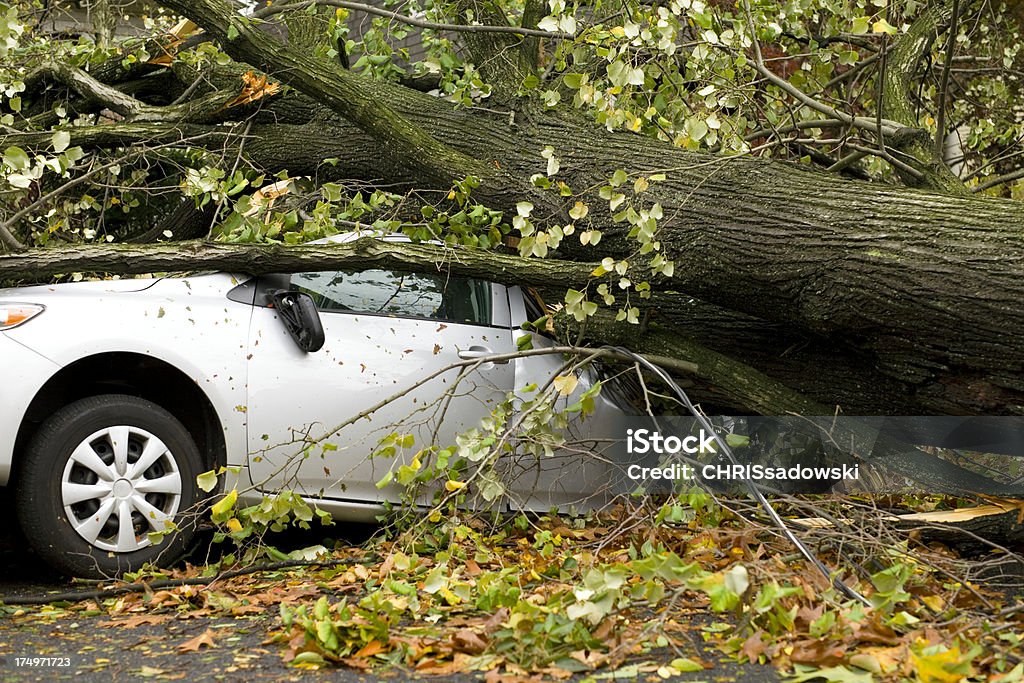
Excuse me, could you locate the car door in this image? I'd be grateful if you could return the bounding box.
[245,266,515,504]
[500,286,649,512]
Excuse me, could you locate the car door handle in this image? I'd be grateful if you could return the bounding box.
[458,346,509,364]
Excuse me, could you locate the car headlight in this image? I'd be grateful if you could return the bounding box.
[0,304,45,330]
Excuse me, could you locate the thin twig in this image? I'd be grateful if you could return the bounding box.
[847,143,925,179]
[0,133,229,249]
[0,556,379,606]
[254,0,575,40]
[738,1,902,138]
[934,0,962,160]
[972,166,1024,192]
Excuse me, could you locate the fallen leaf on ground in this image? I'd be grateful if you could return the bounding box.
[178,628,218,652]
[99,614,172,628]
[453,629,488,654]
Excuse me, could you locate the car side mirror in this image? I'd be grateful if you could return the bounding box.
[272,291,325,353]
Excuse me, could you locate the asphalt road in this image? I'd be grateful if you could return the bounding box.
[0,491,779,682]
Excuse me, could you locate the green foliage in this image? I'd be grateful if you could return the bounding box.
[3,0,1024,256]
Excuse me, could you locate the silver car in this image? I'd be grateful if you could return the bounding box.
[0,235,638,577]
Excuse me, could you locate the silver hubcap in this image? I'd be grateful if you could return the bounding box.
[61,426,182,553]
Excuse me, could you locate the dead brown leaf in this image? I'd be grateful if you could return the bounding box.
[739,630,767,663]
[230,604,266,616]
[98,614,173,629]
[338,656,374,670]
[223,72,282,109]
[789,638,846,666]
[484,671,543,683]
[177,628,218,653]
[354,640,385,658]
[415,652,477,675]
[452,629,488,654]
[483,607,509,635]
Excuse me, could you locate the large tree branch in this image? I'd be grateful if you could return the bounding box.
[22,62,238,125]
[447,0,534,102]
[0,224,23,255]
[0,237,606,289]
[157,0,496,189]
[1,124,238,152]
[882,0,968,194]
[519,0,548,71]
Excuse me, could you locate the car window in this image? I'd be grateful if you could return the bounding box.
[288,269,493,325]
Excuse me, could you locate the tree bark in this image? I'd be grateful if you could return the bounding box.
[882,0,968,194]
[0,237,603,290]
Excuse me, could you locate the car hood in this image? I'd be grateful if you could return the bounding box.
[0,277,162,300]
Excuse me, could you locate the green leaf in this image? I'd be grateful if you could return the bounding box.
[537,15,560,32]
[52,130,71,153]
[3,145,30,170]
[723,564,749,596]
[227,23,240,40]
[788,665,874,683]
[685,117,709,142]
[671,658,704,673]
[565,289,586,305]
[725,433,750,448]
[7,173,32,189]
[423,566,447,593]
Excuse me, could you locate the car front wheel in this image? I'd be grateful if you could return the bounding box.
[15,394,205,578]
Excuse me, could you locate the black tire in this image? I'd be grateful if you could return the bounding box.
[15,395,205,578]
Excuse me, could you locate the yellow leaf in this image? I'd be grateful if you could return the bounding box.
[912,646,973,683]
[993,663,1024,683]
[445,480,467,492]
[226,518,243,533]
[210,489,237,518]
[872,18,898,34]
[553,374,579,396]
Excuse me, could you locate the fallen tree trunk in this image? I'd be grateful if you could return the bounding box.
[560,311,1024,496]
[4,0,1024,417]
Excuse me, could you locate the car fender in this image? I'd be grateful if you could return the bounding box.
[1,277,252,472]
